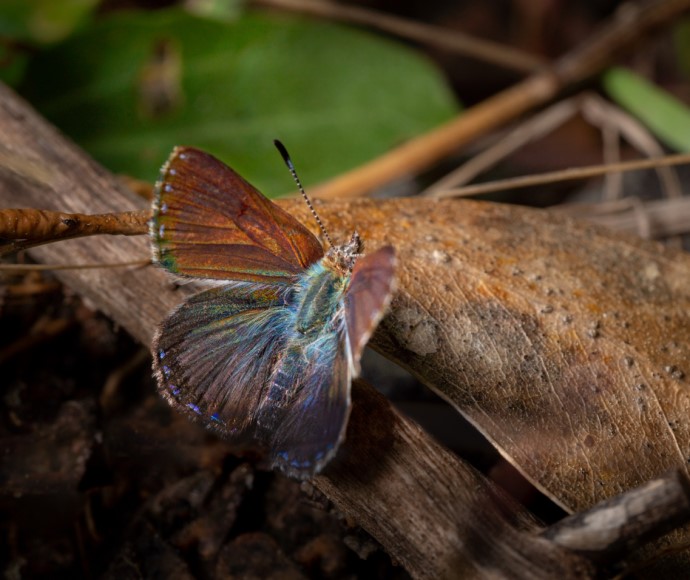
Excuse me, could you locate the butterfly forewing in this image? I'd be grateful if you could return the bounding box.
[152,147,324,283]
[152,282,292,444]
[345,246,396,374]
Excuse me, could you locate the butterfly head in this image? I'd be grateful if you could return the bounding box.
[325,231,363,274]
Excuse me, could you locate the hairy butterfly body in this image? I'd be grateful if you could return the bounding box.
[150,146,395,478]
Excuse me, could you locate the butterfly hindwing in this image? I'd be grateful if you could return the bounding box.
[256,321,352,479]
[151,147,324,283]
[152,282,293,445]
[345,246,396,374]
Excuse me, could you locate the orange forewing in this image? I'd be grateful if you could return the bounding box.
[151,147,324,283]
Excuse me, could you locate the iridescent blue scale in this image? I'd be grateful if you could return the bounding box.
[294,261,350,334]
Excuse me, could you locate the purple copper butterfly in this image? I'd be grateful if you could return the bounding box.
[150,143,395,478]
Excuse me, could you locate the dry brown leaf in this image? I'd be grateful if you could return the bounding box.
[279,196,690,519]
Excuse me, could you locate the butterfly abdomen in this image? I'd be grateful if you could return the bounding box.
[256,343,308,432]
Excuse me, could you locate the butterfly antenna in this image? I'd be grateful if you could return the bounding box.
[274,139,334,248]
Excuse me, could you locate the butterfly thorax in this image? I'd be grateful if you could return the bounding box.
[293,260,350,336]
[291,232,362,336]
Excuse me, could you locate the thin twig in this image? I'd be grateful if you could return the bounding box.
[554,195,690,238]
[422,96,581,196]
[543,470,690,565]
[0,208,149,238]
[581,95,683,200]
[252,0,546,73]
[433,153,690,198]
[0,260,150,271]
[0,208,150,256]
[425,92,685,202]
[308,0,690,199]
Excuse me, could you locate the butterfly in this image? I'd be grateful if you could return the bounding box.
[150,143,395,478]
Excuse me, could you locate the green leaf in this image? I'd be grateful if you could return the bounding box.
[19,8,459,195]
[185,0,245,22]
[602,67,690,152]
[0,0,100,43]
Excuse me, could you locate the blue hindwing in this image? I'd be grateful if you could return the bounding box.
[257,314,352,478]
[152,282,292,445]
